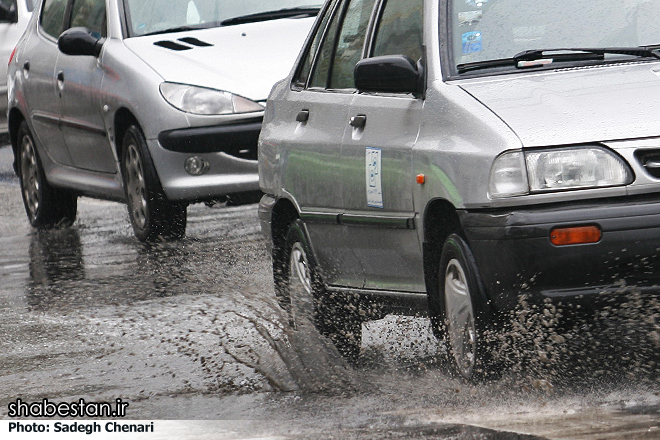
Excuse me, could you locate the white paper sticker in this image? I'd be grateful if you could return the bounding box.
[366,147,383,208]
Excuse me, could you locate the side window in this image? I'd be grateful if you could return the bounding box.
[293,0,340,89]
[70,0,106,37]
[0,0,17,16]
[308,1,343,89]
[329,0,376,89]
[372,0,423,61]
[40,0,68,38]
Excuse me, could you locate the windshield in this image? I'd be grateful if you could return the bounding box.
[124,0,322,37]
[449,0,660,73]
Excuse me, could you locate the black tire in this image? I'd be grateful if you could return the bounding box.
[121,125,187,241]
[276,219,362,361]
[17,121,77,229]
[436,233,500,381]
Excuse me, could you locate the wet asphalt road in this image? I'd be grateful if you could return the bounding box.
[2,142,660,439]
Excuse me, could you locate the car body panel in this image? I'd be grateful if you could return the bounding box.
[258,0,660,314]
[458,63,660,148]
[8,0,317,206]
[123,17,317,103]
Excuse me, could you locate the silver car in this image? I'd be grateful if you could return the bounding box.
[259,0,660,379]
[0,0,33,118]
[7,0,319,241]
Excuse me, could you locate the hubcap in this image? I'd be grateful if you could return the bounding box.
[288,242,315,327]
[445,258,476,378]
[125,142,148,230]
[20,134,40,220]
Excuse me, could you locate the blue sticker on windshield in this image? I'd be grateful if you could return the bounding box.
[462,31,483,53]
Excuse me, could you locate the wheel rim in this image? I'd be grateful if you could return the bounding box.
[20,133,40,221]
[288,242,315,327]
[445,258,476,378]
[124,142,148,230]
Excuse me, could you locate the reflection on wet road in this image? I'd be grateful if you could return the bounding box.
[1,145,660,439]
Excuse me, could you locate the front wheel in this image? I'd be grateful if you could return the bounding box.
[17,121,77,229]
[437,234,499,381]
[121,125,187,241]
[276,219,362,361]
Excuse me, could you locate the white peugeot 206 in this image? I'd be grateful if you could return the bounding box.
[7,0,320,240]
[259,0,660,380]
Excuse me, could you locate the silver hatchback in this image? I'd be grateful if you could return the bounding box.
[7,0,319,240]
[259,0,660,379]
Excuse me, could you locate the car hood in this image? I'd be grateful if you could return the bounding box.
[123,17,315,102]
[459,62,660,147]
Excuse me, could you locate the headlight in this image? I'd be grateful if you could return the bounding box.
[159,82,264,115]
[490,146,633,198]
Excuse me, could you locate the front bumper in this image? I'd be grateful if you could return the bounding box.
[147,120,262,202]
[462,194,660,311]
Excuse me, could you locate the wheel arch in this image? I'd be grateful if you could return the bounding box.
[8,107,26,173]
[113,108,141,165]
[422,198,463,337]
[271,197,300,259]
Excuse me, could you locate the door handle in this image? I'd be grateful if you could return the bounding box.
[296,109,309,122]
[22,61,30,72]
[56,71,65,96]
[349,114,366,128]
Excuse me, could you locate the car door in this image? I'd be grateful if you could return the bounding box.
[278,0,377,288]
[21,0,72,166]
[340,0,426,292]
[56,0,115,173]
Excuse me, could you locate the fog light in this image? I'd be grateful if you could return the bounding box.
[184,156,210,176]
[550,225,601,246]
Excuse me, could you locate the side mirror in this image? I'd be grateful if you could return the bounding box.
[354,55,423,96]
[58,27,105,57]
[0,1,18,23]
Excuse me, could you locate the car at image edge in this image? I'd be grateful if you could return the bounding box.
[0,0,33,120]
[7,0,320,240]
[258,0,660,380]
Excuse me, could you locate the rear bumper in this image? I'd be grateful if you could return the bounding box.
[461,194,660,311]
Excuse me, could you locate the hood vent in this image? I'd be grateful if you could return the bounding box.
[154,38,214,51]
[556,60,649,73]
[635,149,660,179]
[178,37,213,47]
[154,40,192,51]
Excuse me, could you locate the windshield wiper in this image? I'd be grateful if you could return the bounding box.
[515,47,660,62]
[457,46,660,74]
[221,7,320,26]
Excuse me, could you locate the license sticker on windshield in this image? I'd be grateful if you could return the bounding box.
[462,31,483,54]
[366,147,383,209]
[458,10,482,26]
[465,0,488,7]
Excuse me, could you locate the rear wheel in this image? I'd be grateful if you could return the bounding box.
[437,234,499,381]
[17,121,77,228]
[276,219,362,361]
[121,125,187,241]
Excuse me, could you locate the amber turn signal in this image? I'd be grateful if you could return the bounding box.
[550,225,601,246]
